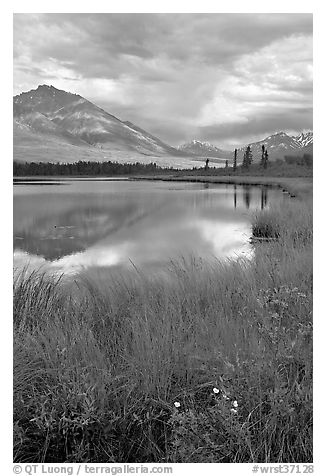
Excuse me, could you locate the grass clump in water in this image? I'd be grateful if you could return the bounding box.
[252,198,312,244]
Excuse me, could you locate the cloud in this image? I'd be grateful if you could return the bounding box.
[13,13,313,147]
[197,107,313,148]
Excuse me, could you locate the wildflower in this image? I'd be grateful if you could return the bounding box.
[256,298,264,307]
[231,408,238,414]
[213,388,220,394]
[174,402,181,408]
[233,400,238,408]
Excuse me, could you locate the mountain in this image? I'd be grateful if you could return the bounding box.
[238,131,313,162]
[14,111,90,147]
[177,131,313,163]
[177,140,231,159]
[13,85,192,165]
[13,86,313,167]
[292,131,313,148]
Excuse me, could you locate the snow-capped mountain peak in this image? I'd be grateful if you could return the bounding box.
[237,130,313,162]
[177,140,230,158]
[293,131,313,147]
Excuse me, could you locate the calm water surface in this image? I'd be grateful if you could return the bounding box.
[13,178,288,275]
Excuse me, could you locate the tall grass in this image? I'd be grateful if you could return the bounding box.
[13,198,313,463]
[252,199,312,244]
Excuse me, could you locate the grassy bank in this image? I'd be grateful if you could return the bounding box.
[131,175,312,199]
[13,192,313,463]
[180,161,313,178]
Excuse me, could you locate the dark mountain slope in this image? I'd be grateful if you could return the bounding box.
[13,85,188,157]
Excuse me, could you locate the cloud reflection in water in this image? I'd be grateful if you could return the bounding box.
[13,180,283,276]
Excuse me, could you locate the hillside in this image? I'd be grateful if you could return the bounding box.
[237,131,313,162]
[13,85,196,166]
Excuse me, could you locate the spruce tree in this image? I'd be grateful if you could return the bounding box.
[243,145,252,168]
[233,148,237,171]
[261,145,265,167]
[247,145,253,166]
[263,149,268,169]
[242,151,247,167]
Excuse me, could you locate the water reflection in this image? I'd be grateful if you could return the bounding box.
[231,184,269,211]
[13,179,285,275]
[234,184,237,209]
[243,185,251,209]
[261,186,268,210]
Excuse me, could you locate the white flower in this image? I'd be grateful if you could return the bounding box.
[231,408,238,414]
[213,388,220,394]
[174,402,181,408]
[233,400,238,408]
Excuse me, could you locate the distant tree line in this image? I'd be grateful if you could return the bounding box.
[13,152,313,179]
[13,160,179,176]
[284,154,313,167]
[227,146,312,171]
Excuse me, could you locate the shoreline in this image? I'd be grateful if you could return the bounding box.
[14,174,313,198]
[130,174,313,198]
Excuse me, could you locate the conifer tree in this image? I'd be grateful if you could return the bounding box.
[233,148,237,171]
[264,149,268,169]
[261,144,265,167]
[247,145,253,166]
[242,151,247,167]
[242,145,252,168]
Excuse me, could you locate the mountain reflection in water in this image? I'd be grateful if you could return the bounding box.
[13,179,286,275]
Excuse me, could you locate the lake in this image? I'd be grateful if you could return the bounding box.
[13,178,288,276]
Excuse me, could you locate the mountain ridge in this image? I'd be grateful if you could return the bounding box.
[177,140,230,159]
[178,131,313,162]
[243,131,313,162]
[13,85,188,161]
[14,85,313,166]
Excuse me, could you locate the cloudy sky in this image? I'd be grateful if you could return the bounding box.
[13,13,313,148]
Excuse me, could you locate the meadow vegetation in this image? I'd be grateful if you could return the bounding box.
[13,187,313,463]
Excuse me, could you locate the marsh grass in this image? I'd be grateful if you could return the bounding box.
[13,197,312,463]
[252,199,312,244]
